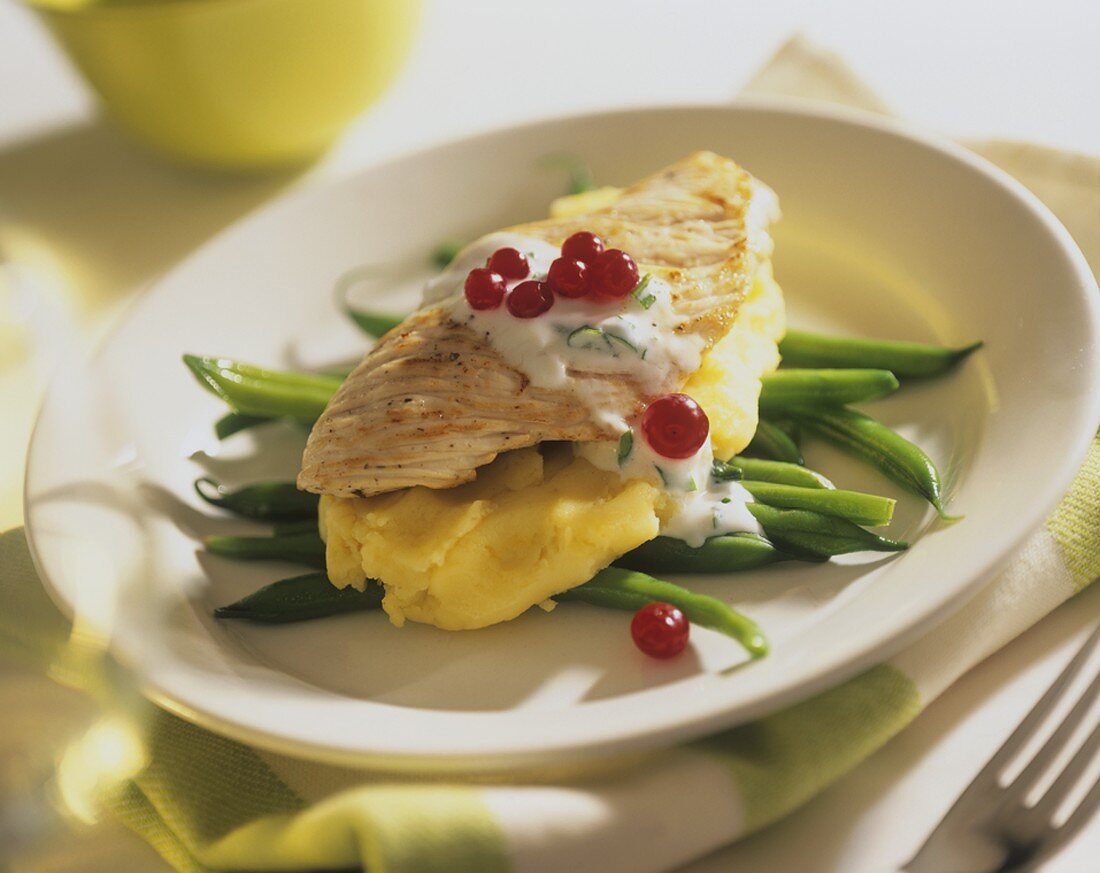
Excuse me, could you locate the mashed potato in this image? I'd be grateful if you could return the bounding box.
[320,189,785,630]
[321,446,667,629]
[685,261,784,458]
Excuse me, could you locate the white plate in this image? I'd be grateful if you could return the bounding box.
[25,103,1100,772]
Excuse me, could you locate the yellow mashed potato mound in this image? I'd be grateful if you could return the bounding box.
[321,447,668,630]
[684,260,784,458]
[319,187,785,630]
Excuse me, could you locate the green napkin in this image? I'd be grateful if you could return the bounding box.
[2,37,1099,873]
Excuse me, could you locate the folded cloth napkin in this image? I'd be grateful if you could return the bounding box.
[1,37,1098,873]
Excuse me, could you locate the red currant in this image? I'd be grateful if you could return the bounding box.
[631,602,689,659]
[487,247,529,280]
[506,280,554,318]
[464,268,506,310]
[588,249,640,299]
[641,394,710,459]
[547,257,589,298]
[561,231,604,264]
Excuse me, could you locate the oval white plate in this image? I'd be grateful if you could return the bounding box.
[25,103,1100,771]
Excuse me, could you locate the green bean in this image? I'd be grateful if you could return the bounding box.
[729,457,834,489]
[214,573,383,624]
[616,532,787,574]
[556,567,768,657]
[214,411,270,440]
[194,478,319,521]
[759,369,899,411]
[430,240,464,270]
[741,481,895,527]
[769,418,803,447]
[710,459,743,482]
[779,329,983,378]
[272,519,321,537]
[346,310,405,339]
[183,355,339,425]
[204,532,326,568]
[744,418,804,465]
[791,406,958,520]
[747,503,908,559]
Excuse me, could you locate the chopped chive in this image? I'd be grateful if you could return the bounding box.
[631,274,656,309]
[604,332,639,357]
[617,431,634,465]
[655,465,669,486]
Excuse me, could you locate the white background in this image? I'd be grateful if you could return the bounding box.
[1,0,1098,870]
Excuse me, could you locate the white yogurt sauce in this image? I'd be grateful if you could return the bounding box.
[423,231,760,547]
[576,433,760,548]
[423,233,706,430]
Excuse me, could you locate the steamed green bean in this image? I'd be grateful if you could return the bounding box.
[346,310,405,339]
[779,329,982,378]
[204,532,326,568]
[194,478,319,521]
[616,532,785,574]
[556,567,768,657]
[744,418,804,465]
[791,406,958,520]
[272,519,322,537]
[430,241,464,270]
[214,412,269,440]
[759,368,899,411]
[214,573,383,623]
[741,481,895,527]
[728,457,834,489]
[746,503,908,559]
[183,355,339,425]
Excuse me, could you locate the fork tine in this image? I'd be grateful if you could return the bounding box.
[1003,668,1100,803]
[985,624,1100,774]
[1055,771,1100,847]
[1028,719,1100,825]
[966,626,1100,798]
[901,627,1100,873]
[1022,774,1100,873]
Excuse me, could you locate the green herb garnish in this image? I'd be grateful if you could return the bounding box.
[631,274,656,310]
[566,326,643,359]
[655,466,669,487]
[617,431,634,466]
[711,459,743,482]
[604,333,639,357]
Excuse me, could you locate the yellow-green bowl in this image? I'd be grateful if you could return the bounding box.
[25,0,420,170]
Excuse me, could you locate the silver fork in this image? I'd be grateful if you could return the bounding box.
[903,624,1100,873]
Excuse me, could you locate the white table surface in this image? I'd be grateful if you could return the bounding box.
[1,0,1098,870]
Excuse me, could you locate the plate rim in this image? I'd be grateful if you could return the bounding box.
[23,99,1100,771]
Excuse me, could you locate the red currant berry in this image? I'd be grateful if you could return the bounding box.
[631,602,689,659]
[464,268,506,310]
[506,280,554,318]
[487,247,529,280]
[641,393,710,459]
[588,249,640,299]
[547,257,589,298]
[561,231,604,264]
